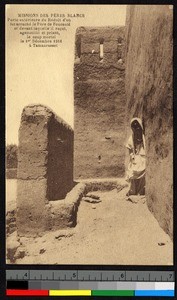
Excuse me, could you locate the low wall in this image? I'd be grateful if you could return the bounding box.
[6,168,17,179]
[125,5,173,238]
[17,105,74,236]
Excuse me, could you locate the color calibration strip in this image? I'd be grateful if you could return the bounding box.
[6,289,175,297]
[6,282,175,297]
[6,270,175,296]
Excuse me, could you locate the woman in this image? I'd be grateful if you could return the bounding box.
[126,118,145,196]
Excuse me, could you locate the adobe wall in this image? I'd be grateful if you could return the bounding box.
[17,105,74,236]
[125,6,173,238]
[74,26,126,179]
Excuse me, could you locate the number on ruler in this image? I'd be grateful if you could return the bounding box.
[121,273,124,278]
[72,273,76,278]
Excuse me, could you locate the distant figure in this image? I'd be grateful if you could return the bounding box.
[126,118,145,196]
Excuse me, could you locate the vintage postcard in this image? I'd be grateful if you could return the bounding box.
[6,4,173,265]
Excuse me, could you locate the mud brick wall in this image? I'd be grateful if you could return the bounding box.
[17,105,74,236]
[125,5,173,238]
[74,27,126,179]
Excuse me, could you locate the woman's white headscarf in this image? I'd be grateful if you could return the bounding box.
[131,117,143,130]
[130,117,145,151]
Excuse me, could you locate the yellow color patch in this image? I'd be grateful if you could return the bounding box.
[49,290,91,296]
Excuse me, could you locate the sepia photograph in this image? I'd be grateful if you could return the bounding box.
[6,4,173,265]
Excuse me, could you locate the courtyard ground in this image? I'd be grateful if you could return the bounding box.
[6,185,173,265]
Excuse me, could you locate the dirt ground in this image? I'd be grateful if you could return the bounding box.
[7,186,173,265]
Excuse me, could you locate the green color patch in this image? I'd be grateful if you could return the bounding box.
[91,290,135,296]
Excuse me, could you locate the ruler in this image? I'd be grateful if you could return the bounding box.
[6,270,175,282]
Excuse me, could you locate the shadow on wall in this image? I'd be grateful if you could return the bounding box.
[47,114,74,200]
